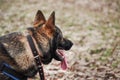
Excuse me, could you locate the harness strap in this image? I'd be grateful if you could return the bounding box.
[27,35,45,80]
[0,62,27,80]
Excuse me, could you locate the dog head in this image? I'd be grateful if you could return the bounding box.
[28,10,73,64]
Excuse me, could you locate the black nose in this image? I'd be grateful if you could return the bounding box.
[64,40,73,50]
[58,38,73,50]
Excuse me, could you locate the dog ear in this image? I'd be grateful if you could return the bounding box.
[45,11,55,29]
[33,10,46,27]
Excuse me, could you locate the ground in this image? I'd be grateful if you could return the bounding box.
[0,0,120,80]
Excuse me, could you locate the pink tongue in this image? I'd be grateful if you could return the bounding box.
[57,50,68,70]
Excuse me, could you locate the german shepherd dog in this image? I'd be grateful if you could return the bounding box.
[0,10,73,80]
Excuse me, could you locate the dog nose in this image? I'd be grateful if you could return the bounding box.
[70,41,73,47]
[65,40,73,50]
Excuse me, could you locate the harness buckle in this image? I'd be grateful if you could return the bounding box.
[34,55,39,59]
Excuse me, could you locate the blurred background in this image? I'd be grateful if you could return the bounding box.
[0,0,120,80]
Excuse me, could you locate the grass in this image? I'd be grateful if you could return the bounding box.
[102,49,112,57]
[112,61,119,68]
[0,0,120,79]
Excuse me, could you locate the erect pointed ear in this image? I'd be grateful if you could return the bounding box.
[33,10,46,27]
[45,11,55,29]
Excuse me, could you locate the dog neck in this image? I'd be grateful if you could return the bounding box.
[27,34,43,57]
[27,27,53,64]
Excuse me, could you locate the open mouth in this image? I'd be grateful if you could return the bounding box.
[56,49,68,70]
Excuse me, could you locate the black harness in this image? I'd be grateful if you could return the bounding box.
[27,35,45,80]
[0,35,45,80]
